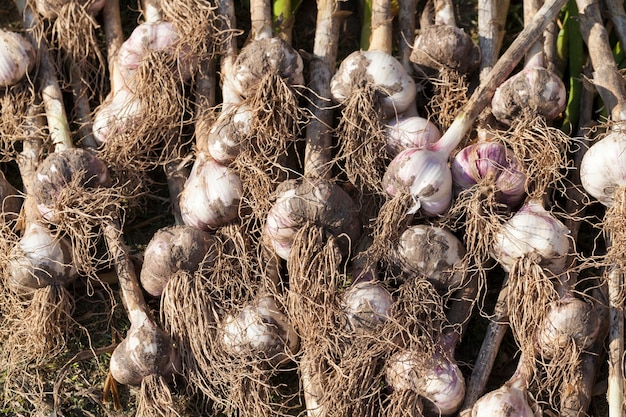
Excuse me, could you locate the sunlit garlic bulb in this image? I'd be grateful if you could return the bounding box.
[35,0,106,19]
[221,295,299,366]
[204,103,254,164]
[230,37,304,98]
[451,141,526,207]
[140,225,217,297]
[386,349,466,415]
[385,115,441,158]
[410,25,481,75]
[179,152,242,231]
[383,147,453,216]
[491,200,570,274]
[537,295,600,359]
[491,67,566,124]
[331,50,417,118]
[393,225,465,290]
[342,280,393,331]
[0,29,35,87]
[471,384,535,417]
[92,89,142,146]
[580,131,626,207]
[8,222,77,293]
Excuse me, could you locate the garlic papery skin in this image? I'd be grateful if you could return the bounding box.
[537,295,600,359]
[263,179,361,261]
[385,349,466,415]
[471,384,535,417]
[179,152,242,231]
[0,29,35,88]
[230,37,304,98]
[451,141,526,207]
[331,50,417,119]
[491,200,570,274]
[8,222,77,293]
[204,103,253,164]
[110,312,179,386]
[385,115,441,158]
[410,25,481,75]
[580,131,626,207]
[393,225,465,290]
[117,21,195,87]
[491,67,566,124]
[382,148,453,216]
[221,295,299,367]
[92,89,142,146]
[140,225,217,297]
[342,280,393,331]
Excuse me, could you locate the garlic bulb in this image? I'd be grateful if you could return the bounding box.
[342,280,393,331]
[204,103,254,164]
[263,179,361,260]
[385,115,441,158]
[35,0,106,19]
[0,29,35,88]
[471,384,535,417]
[537,295,600,359]
[8,222,77,293]
[451,141,526,207]
[110,312,179,386]
[410,25,481,75]
[33,149,112,222]
[230,37,304,98]
[491,200,570,274]
[491,67,566,124]
[140,225,217,297]
[331,49,416,118]
[383,147,453,216]
[580,131,626,207]
[92,89,142,146]
[179,152,242,231]
[221,295,299,366]
[117,21,195,87]
[386,349,466,415]
[392,225,465,290]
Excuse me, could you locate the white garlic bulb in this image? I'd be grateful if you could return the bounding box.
[385,115,441,158]
[35,0,106,19]
[92,89,142,146]
[580,131,626,207]
[342,280,393,331]
[331,50,416,119]
[471,384,535,417]
[204,103,254,164]
[491,200,570,274]
[0,29,35,88]
[179,152,242,231]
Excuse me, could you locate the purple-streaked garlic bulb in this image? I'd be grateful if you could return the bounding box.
[229,37,304,99]
[580,131,626,207]
[491,67,566,125]
[34,0,106,19]
[342,280,393,331]
[536,295,600,359]
[471,383,535,417]
[385,115,441,158]
[117,21,195,87]
[140,225,217,297]
[331,49,416,119]
[204,103,254,164]
[451,141,526,207]
[386,348,466,415]
[179,152,242,231]
[110,312,179,386]
[92,89,142,146]
[392,225,465,290]
[263,178,361,260]
[410,25,481,75]
[32,148,112,222]
[0,29,35,87]
[221,295,299,366]
[382,147,453,216]
[7,221,77,293]
[491,200,570,274]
